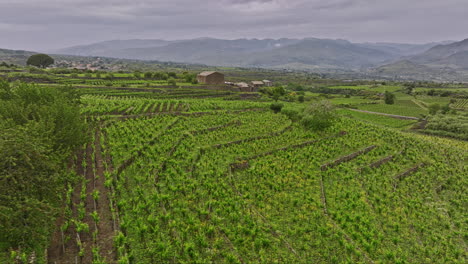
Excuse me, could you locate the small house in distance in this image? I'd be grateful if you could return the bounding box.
[263,80,273,87]
[251,81,264,89]
[197,71,225,85]
[236,82,251,92]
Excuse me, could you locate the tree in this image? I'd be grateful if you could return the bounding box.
[272,86,286,101]
[441,104,450,114]
[168,78,177,86]
[429,103,440,115]
[384,91,395,104]
[301,100,337,131]
[404,83,416,94]
[270,103,283,113]
[144,72,153,79]
[26,54,54,68]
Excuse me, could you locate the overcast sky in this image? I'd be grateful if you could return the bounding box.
[0,0,467,51]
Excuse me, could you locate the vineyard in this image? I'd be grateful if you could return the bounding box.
[45,91,467,264]
[1,67,467,263]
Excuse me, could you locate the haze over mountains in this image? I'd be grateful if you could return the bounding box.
[373,38,468,81]
[55,38,453,71]
[2,37,467,81]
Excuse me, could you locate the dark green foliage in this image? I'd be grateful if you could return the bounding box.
[300,100,337,131]
[144,72,153,79]
[441,104,451,114]
[298,95,305,103]
[404,83,416,94]
[0,81,86,258]
[104,73,114,80]
[281,108,302,122]
[425,114,468,140]
[384,91,395,104]
[168,78,177,86]
[429,103,440,115]
[270,102,283,113]
[26,54,54,68]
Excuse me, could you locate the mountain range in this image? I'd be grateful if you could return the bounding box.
[2,37,467,82]
[372,38,468,81]
[54,38,452,71]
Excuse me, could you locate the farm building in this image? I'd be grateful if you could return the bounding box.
[263,80,273,87]
[197,71,225,85]
[236,82,252,92]
[251,81,264,88]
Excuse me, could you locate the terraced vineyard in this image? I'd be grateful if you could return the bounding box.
[48,91,467,263]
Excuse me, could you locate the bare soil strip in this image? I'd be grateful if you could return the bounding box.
[348,108,419,120]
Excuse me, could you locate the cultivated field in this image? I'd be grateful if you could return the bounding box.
[1,68,467,263]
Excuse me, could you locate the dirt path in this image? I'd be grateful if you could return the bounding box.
[48,129,116,263]
[411,99,428,110]
[48,149,84,264]
[348,108,419,120]
[94,129,117,263]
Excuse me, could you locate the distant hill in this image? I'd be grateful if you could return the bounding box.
[407,38,468,68]
[371,38,468,81]
[55,39,175,57]
[0,48,36,65]
[54,38,445,71]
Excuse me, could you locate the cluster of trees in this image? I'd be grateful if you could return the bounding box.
[0,80,86,260]
[272,100,338,131]
[0,62,17,68]
[425,114,468,140]
[133,71,197,84]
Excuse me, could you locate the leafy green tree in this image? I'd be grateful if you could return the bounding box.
[104,73,114,80]
[168,78,177,86]
[429,103,441,115]
[404,83,416,94]
[270,102,283,113]
[0,81,86,258]
[384,91,395,104]
[133,71,142,79]
[26,54,54,68]
[272,86,286,101]
[301,100,337,131]
[441,104,451,114]
[144,72,153,79]
[298,95,305,103]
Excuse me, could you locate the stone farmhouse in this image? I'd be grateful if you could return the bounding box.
[197,71,225,85]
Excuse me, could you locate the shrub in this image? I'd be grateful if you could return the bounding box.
[429,103,440,115]
[270,102,283,113]
[144,72,153,79]
[301,100,337,131]
[384,91,395,104]
[281,108,302,122]
[168,78,177,86]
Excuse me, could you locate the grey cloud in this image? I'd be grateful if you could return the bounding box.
[0,0,466,51]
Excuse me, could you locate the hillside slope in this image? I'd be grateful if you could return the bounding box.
[53,38,445,70]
